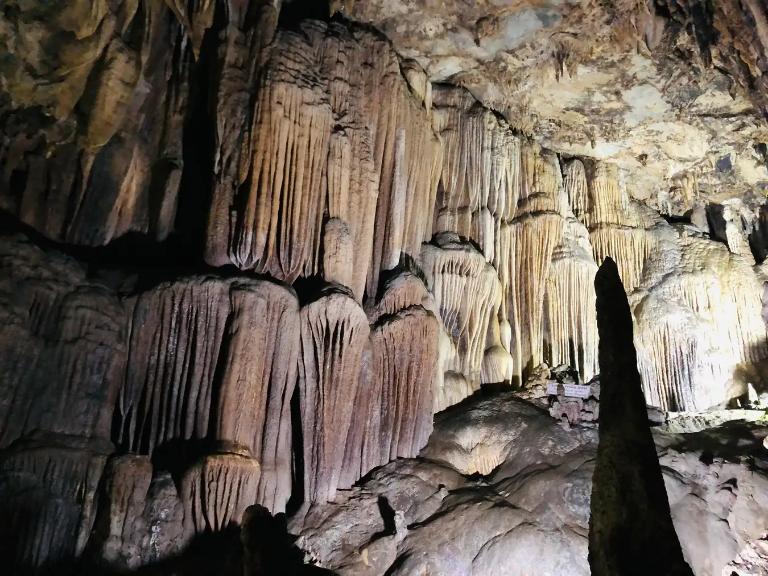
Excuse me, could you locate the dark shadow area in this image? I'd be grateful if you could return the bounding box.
[278,0,331,29]
[286,384,305,516]
[14,507,337,576]
[589,257,693,576]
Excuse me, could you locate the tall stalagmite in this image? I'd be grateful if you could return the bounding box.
[589,257,693,576]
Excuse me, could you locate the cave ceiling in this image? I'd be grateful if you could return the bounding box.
[346,0,768,210]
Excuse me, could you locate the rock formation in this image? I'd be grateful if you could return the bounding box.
[2,1,768,574]
[589,258,693,576]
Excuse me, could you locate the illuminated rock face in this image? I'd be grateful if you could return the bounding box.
[2,2,768,574]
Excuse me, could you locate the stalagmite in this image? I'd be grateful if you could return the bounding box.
[505,147,565,381]
[299,286,369,504]
[589,257,693,576]
[421,234,502,398]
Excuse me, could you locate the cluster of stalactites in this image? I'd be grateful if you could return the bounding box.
[116,276,299,514]
[580,161,657,293]
[299,277,441,504]
[420,236,504,403]
[206,20,442,301]
[544,217,600,382]
[431,85,521,262]
[505,148,566,381]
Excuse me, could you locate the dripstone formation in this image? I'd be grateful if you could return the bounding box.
[2,1,768,574]
[589,258,693,576]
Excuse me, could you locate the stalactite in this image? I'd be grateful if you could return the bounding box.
[343,272,441,482]
[562,159,589,220]
[181,453,260,536]
[299,286,369,504]
[583,162,658,293]
[544,217,599,382]
[117,276,299,511]
[505,147,565,381]
[206,26,332,281]
[213,281,300,513]
[207,20,441,298]
[431,86,520,261]
[421,234,502,396]
[118,278,231,454]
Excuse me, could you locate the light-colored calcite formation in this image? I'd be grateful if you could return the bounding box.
[299,285,370,503]
[505,147,565,380]
[582,162,660,294]
[431,85,520,262]
[293,389,768,576]
[206,20,441,298]
[545,160,599,382]
[633,230,768,411]
[421,234,503,400]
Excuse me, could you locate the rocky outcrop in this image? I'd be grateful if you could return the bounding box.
[291,386,768,576]
[589,257,693,576]
[0,1,190,245]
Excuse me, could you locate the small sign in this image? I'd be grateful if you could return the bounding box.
[546,382,559,395]
[563,383,591,399]
[546,382,591,399]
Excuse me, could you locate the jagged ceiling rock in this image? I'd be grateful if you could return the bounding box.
[348,0,768,210]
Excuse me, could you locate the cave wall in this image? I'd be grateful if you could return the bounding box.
[1,1,768,573]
